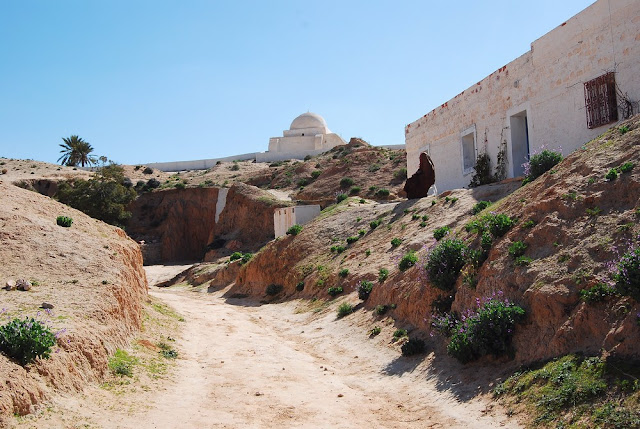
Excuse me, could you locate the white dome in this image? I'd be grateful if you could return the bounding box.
[289,112,329,132]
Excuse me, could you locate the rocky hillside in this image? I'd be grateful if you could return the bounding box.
[181,116,640,368]
[0,181,148,423]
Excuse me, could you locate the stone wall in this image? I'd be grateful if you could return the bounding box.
[405,0,640,192]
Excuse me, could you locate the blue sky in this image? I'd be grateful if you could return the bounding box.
[0,0,594,165]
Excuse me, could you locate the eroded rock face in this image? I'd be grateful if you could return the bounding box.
[403,152,435,199]
[205,183,291,260]
[128,183,291,264]
[0,182,148,419]
[127,188,220,263]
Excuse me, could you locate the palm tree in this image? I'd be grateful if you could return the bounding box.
[58,135,97,167]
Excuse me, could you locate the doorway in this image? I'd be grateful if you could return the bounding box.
[510,111,530,177]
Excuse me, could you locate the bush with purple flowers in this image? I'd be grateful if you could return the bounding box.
[0,316,57,365]
[432,295,525,363]
[613,245,640,301]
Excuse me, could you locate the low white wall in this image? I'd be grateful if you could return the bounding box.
[145,152,257,172]
[256,149,327,163]
[274,205,321,238]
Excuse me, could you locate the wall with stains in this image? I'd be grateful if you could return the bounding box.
[405,0,640,192]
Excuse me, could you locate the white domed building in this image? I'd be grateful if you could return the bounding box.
[256,112,347,162]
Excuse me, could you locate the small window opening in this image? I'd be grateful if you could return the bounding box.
[584,71,618,129]
[461,131,476,174]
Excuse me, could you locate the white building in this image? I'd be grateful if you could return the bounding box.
[405,0,640,192]
[256,112,346,162]
[274,205,321,238]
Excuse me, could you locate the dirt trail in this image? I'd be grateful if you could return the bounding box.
[107,265,518,429]
[14,265,521,428]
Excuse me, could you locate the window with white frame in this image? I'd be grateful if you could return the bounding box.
[461,127,476,174]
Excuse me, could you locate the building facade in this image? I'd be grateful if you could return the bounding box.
[257,112,347,162]
[405,0,640,192]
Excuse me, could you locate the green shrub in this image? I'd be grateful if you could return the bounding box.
[445,297,525,363]
[376,188,390,197]
[369,326,381,336]
[365,249,371,257]
[394,168,407,180]
[580,283,618,303]
[328,286,343,297]
[412,213,420,220]
[525,149,563,182]
[619,162,634,173]
[349,186,361,195]
[0,317,56,365]
[296,281,305,291]
[337,303,354,318]
[229,163,240,171]
[466,213,515,238]
[425,239,468,290]
[508,241,527,258]
[433,226,450,241]
[522,219,536,228]
[369,219,382,229]
[336,193,348,203]
[398,250,418,271]
[401,338,426,356]
[358,280,374,300]
[330,245,346,254]
[469,152,494,188]
[229,252,243,261]
[159,345,178,359]
[143,166,153,174]
[358,229,366,236]
[304,155,312,161]
[340,177,354,188]
[266,284,283,296]
[472,201,492,215]
[338,268,349,278]
[346,236,359,244]
[241,253,253,265]
[311,170,322,179]
[619,125,630,134]
[286,224,303,236]
[108,349,138,377]
[375,305,388,315]
[56,164,136,227]
[390,238,402,247]
[605,168,618,181]
[56,216,73,227]
[297,178,309,187]
[614,246,640,301]
[393,329,407,339]
[514,256,532,266]
[378,268,389,283]
[175,182,186,189]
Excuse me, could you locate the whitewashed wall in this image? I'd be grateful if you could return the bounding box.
[274,205,321,238]
[406,0,640,192]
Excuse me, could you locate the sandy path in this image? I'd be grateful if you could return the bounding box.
[16,265,519,428]
[95,265,518,429]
